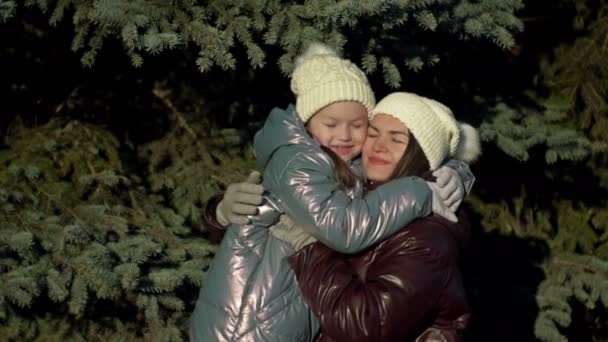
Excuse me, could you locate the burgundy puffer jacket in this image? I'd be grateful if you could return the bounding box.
[288,211,471,342]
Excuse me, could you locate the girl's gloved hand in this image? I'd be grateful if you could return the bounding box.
[216,171,264,225]
[431,165,465,212]
[426,182,458,223]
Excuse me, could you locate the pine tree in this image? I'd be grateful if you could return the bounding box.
[479,99,592,163]
[4,0,524,87]
[0,1,524,339]
[0,0,14,22]
[467,194,608,341]
[0,114,257,340]
[468,4,608,340]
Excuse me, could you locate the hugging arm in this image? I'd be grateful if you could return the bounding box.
[264,147,432,254]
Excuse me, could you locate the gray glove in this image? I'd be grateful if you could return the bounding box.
[431,165,465,212]
[427,182,458,223]
[269,216,318,252]
[216,171,264,226]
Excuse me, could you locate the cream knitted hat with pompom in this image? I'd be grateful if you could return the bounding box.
[290,42,376,122]
[370,92,481,170]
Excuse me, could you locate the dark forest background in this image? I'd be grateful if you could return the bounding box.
[0,0,606,341]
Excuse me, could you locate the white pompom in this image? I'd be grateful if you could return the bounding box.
[294,42,339,68]
[454,123,482,163]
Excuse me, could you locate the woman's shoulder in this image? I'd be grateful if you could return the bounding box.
[382,217,466,261]
[408,209,470,243]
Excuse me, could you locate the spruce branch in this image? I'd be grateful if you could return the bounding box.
[550,256,608,278]
[152,82,196,138]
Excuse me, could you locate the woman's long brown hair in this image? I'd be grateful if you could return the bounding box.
[389,133,431,180]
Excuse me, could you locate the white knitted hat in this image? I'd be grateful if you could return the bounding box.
[370,92,481,170]
[290,42,375,122]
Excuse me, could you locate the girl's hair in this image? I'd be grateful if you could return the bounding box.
[320,145,361,189]
[389,133,431,180]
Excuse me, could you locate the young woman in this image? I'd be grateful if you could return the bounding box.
[281,92,479,341]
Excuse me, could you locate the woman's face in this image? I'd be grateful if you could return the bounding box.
[362,114,409,182]
[306,101,368,162]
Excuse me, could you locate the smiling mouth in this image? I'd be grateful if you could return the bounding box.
[332,146,354,155]
[368,156,390,165]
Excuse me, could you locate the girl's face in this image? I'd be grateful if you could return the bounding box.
[362,114,409,182]
[306,101,368,162]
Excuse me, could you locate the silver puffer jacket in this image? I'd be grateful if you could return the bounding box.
[190,105,433,342]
